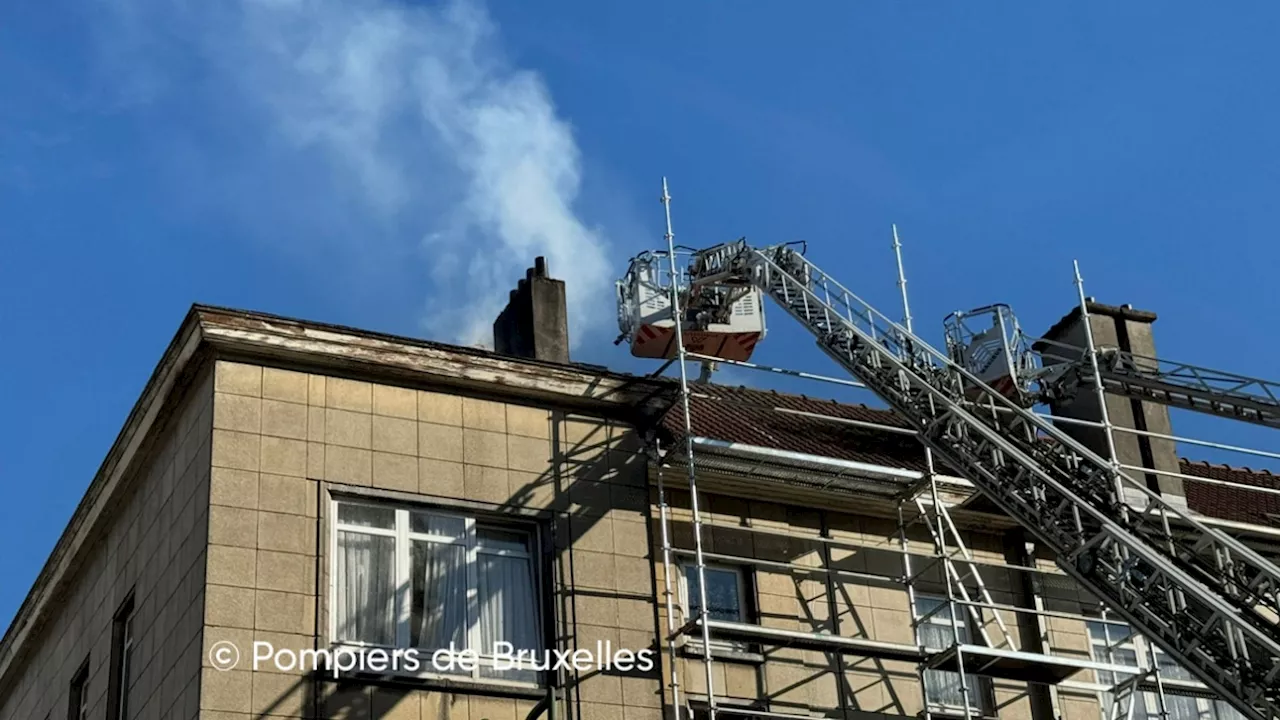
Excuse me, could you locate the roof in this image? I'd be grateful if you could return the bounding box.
[1181,460,1280,527]
[661,383,929,473]
[667,383,1280,530]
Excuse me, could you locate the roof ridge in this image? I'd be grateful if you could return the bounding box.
[703,380,889,413]
[1179,457,1275,476]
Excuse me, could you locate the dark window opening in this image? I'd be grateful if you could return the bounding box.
[108,591,136,720]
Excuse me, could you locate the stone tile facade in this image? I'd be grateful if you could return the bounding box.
[0,353,1133,720]
[199,361,662,720]
[0,367,213,720]
[653,488,1111,720]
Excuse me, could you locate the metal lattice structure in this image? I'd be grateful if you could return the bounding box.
[944,307,1280,430]
[638,181,1280,720]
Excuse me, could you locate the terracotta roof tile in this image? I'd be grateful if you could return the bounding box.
[1180,460,1280,527]
[663,383,1277,529]
[661,383,929,473]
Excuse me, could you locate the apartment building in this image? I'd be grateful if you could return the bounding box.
[1,261,1276,720]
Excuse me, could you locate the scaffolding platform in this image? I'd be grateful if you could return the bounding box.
[927,645,1140,685]
[693,619,926,664]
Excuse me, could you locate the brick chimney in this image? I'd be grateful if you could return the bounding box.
[493,257,570,363]
[1037,300,1185,508]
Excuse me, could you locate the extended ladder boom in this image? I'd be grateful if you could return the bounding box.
[685,241,1280,720]
[1048,347,1280,429]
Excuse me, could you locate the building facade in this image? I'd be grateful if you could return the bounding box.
[2,267,1278,720]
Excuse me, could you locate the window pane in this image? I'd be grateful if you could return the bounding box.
[411,512,465,539]
[1216,700,1247,720]
[338,503,395,529]
[923,666,982,711]
[410,540,467,651]
[686,567,742,622]
[1154,650,1194,681]
[478,551,540,682]
[1164,693,1200,720]
[919,622,954,652]
[917,596,944,620]
[1089,620,1134,646]
[477,553,539,649]
[477,527,530,554]
[1101,691,1149,720]
[119,617,133,719]
[335,531,396,644]
[915,597,981,713]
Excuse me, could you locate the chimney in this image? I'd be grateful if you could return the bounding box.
[1037,300,1185,508]
[493,257,570,363]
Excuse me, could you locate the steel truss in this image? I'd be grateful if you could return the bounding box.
[671,237,1280,720]
[1036,341,1280,430]
[646,185,1277,720]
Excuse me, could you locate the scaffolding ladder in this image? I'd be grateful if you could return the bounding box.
[673,239,1280,720]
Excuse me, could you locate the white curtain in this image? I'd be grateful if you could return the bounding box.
[478,552,538,679]
[1153,653,1201,720]
[918,602,981,711]
[336,531,395,645]
[920,621,981,709]
[414,540,467,650]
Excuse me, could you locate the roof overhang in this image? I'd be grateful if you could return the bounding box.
[196,306,675,422]
[654,435,1009,524]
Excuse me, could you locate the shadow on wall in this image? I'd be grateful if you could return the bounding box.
[656,495,1038,719]
[247,410,657,720]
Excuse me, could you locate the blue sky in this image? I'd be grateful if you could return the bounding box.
[3,1,1279,629]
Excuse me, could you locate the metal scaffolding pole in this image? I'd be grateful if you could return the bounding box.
[1073,262,1126,507]
[655,440,685,720]
[897,499,929,720]
[1075,264,1173,720]
[661,178,719,719]
[895,225,974,720]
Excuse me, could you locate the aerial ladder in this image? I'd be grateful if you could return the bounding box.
[674,240,1280,720]
[942,303,1280,429]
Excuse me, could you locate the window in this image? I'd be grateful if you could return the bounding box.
[683,564,747,623]
[1088,619,1245,720]
[681,563,750,652]
[332,500,542,684]
[915,596,988,716]
[1088,620,1146,720]
[108,593,136,720]
[68,656,89,720]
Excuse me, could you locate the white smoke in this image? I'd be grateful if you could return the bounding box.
[93,0,612,348]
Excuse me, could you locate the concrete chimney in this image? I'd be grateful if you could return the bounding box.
[1036,300,1185,507]
[493,257,570,363]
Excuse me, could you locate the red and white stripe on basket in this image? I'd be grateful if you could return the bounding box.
[629,324,762,362]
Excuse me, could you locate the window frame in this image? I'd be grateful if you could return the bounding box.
[328,497,546,687]
[678,562,752,654]
[107,591,136,720]
[914,594,991,717]
[1086,618,1242,720]
[67,655,89,720]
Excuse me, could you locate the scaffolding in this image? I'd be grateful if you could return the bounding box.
[640,180,1280,720]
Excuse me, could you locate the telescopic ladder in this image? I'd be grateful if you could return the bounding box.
[682,240,1280,720]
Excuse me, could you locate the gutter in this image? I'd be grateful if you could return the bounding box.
[1196,515,1280,542]
[689,436,923,482]
[686,436,976,489]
